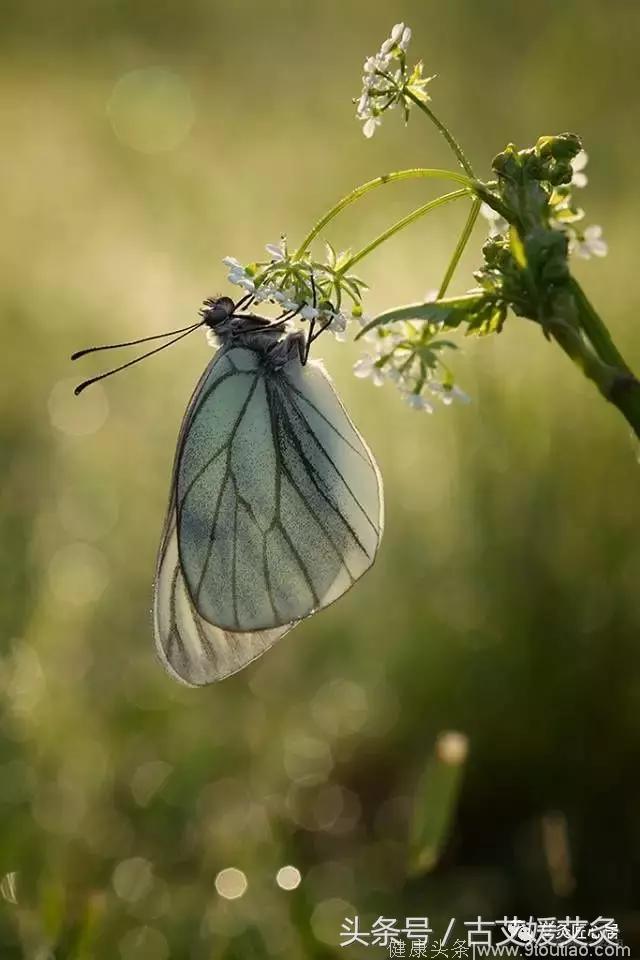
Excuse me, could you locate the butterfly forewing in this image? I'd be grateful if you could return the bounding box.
[153,341,383,683]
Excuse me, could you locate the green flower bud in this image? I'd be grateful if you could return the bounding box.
[536,132,582,162]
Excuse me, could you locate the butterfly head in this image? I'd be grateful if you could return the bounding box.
[200,296,236,331]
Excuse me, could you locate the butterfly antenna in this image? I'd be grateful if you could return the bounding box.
[73,323,203,396]
[71,320,203,360]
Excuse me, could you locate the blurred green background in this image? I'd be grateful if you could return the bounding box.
[2,1,640,957]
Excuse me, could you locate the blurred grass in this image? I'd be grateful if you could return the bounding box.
[2,1,640,956]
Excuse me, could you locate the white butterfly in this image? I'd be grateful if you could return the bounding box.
[73,296,384,686]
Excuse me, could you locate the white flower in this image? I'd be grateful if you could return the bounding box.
[399,26,412,51]
[223,256,257,293]
[402,390,433,413]
[300,304,319,321]
[571,150,589,189]
[355,22,420,138]
[480,202,508,238]
[265,241,286,261]
[428,381,470,405]
[572,224,608,259]
[362,116,381,138]
[273,289,299,312]
[324,310,349,341]
[353,355,385,386]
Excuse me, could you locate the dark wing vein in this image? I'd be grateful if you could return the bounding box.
[273,387,367,568]
[278,384,380,547]
[274,515,320,607]
[176,368,254,512]
[182,374,260,602]
[283,376,372,464]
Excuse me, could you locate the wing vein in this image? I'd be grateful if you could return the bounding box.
[275,388,375,560]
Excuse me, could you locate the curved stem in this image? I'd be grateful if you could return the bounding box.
[550,285,640,439]
[293,168,474,259]
[338,188,470,274]
[569,278,629,371]
[437,197,481,298]
[405,91,476,178]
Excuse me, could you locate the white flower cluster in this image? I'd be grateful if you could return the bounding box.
[356,22,432,138]
[554,153,608,259]
[222,242,352,341]
[353,318,469,413]
[571,224,608,260]
[571,149,589,189]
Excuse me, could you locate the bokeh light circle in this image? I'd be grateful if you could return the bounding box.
[47,542,109,607]
[275,865,301,891]
[436,730,469,765]
[112,858,154,903]
[49,378,108,437]
[215,867,247,900]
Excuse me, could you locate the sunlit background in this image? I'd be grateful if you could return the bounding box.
[2,1,640,956]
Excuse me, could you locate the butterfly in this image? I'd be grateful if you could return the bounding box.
[73,295,384,685]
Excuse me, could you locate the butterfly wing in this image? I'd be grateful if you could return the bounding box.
[153,343,383,684]
[260,355,384,626]
[153,494,291,685]
[153,346,291,685]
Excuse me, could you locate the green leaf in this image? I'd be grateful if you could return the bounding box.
[356,293,486,339]
[409,732,469,876]
[465,300,507,337]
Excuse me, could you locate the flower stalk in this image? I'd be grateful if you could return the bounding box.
[218,21,637,434]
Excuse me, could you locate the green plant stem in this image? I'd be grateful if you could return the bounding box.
[292,168,474,259]
[569,278,629,371]
[437,197,481,298]
[550,286,640,439]
[338,189,470,274]
[405,91,476,178]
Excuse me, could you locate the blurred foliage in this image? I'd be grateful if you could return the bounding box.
[1,0,640,957]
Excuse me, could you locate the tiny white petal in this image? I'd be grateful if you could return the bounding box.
[265,243,285,261]
[400,26,412,50]
[300,305,319,320]
[353,356,374,378]
[363,117,378,138]
[390,22,405,42]
[572,149,588,172]
[380,37,395,55]
[222,256,241,268]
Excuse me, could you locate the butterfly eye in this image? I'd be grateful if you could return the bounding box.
[200,297,235,327]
